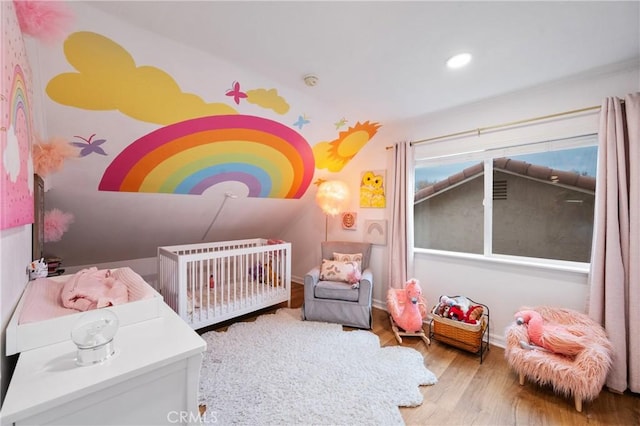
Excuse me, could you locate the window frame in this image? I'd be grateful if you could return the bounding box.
[412,133,598,274]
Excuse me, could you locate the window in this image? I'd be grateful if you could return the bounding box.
[414,160,484,254]
[413,135,597,264]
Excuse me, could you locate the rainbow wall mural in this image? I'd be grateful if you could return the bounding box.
[49,31,381,198]
[99,114,315,198]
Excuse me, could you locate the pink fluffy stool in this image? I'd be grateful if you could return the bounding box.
[504,306,613,412]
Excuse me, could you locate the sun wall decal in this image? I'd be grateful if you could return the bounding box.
[312,121,381,172]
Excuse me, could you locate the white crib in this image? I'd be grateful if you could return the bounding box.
[158,238,291,329]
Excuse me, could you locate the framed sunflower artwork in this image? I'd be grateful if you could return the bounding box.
[360,170,386,208]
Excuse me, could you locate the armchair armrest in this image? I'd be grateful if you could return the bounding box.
[358,268,373,305]
[303,267,320,302]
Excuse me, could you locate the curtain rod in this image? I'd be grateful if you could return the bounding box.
[410,104,603,146]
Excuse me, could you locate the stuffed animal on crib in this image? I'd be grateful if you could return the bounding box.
[515,309,587,356]
[249,262,279,286]
[264,261,280,286]
[249,263,263,281]
[387,278,425,333]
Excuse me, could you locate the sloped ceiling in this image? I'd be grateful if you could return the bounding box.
[36,1,639,269]
[88,1,640,123]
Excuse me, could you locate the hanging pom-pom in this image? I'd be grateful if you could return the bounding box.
[33,136,79,176]
[13,0,74,44]
[44,208,74,242]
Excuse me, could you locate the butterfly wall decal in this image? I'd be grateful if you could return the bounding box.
[293,114,310,129]
[334,117,348,129]
[225,81,248,105]
[71,134,108,157]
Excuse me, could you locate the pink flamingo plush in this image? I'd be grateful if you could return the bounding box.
[387,279,425,333]
[515,310,587,356]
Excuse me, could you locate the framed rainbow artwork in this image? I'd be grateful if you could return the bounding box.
[99,114,315,198]
[1,2,35,230]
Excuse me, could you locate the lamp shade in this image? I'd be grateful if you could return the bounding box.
[316,180,350,216]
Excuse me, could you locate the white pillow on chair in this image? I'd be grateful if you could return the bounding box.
[332,252,363,270]
[319,259,362,286]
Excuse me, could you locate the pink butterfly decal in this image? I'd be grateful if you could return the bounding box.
[225,81,248,105]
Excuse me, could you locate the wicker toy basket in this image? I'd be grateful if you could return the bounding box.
[431,314,487,353]
[429,295,490,362]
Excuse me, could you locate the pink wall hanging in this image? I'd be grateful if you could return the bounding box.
[1,2,35,230]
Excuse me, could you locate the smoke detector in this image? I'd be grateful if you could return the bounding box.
[303,74,319,87]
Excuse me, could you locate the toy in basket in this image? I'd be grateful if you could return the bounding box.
[386,278,430,346]
[430,295,490,363]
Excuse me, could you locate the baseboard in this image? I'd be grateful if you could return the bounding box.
[372,298,386,311]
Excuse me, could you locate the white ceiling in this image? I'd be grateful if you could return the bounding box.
[87,1,640,124]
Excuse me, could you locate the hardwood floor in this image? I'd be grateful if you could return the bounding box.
[206,283,640,425]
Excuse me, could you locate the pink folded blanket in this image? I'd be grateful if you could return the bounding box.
[60,267,128,311]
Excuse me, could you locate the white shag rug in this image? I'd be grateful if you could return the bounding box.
[198,308,437,425]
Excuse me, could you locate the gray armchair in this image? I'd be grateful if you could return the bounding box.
[302,241,373,329]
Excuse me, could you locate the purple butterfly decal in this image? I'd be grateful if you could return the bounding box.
[293,114,310,130]
[225,81,248,105]
[71,134,108,157]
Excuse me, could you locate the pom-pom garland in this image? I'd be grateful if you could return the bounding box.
[13,0,74,44]
[33,136,79,176]
[44,208,74,242]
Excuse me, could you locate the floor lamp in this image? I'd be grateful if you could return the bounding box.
[315,180,350,241]
[201,192,238,240]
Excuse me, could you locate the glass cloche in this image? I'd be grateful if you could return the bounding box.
[71,309,119,366]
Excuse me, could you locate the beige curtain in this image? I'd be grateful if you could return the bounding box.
[588,92,639,393]
[387,141,412,289]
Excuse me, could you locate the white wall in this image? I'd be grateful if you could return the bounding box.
[382,60,639,347]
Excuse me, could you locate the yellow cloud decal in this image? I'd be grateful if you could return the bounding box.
[46,32,237,125]
[313,121,381,172]
[245,88,290,115]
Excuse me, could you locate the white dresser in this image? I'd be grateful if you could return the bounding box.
[0,303,206,425]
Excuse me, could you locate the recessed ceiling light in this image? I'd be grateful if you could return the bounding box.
[446,53,472,69]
